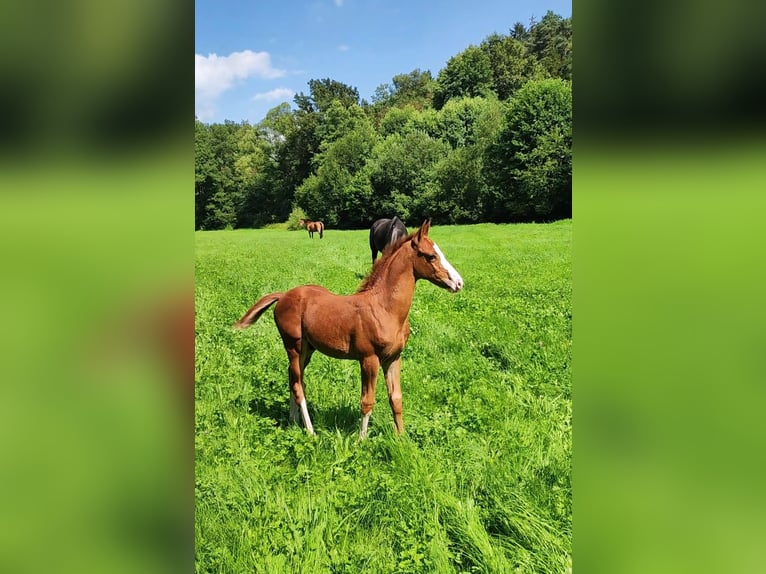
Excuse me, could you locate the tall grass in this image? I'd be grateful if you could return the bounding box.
[195,221,571,573]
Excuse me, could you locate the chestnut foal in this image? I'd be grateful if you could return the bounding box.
[234,220,463,438]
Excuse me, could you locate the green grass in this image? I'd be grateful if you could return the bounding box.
[195,221,572,573]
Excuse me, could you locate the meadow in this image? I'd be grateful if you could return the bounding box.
[195,220,572,573]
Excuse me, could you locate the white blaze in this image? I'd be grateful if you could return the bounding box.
[433,243,464,292]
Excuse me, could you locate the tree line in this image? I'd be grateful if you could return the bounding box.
[195,11,571,230]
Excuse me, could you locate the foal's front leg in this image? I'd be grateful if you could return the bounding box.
[359,356,380,439]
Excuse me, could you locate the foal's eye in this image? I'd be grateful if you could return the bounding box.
[425,254,436,262]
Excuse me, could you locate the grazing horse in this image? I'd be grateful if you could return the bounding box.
[369,216,407,264]
[234,220,463,438]
[299,218,324,239]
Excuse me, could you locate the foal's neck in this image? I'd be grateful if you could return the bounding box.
[372,246,417,322]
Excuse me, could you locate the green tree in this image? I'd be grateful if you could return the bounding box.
[275,107,320,200]
[434,96,501,148]
[194,19,573,229]
[272,79,363,221]
[316,101,369,150]
[378,104,441,139]
[204,189,237,229]
[481,33,544,100]
[527,11,572,80]
[433,46,493,109]
[258,102,294,147]
[409,107,440,138]
[379,105,420,137]
[286,205,308,230]
[485,78,572,221]
[216,103,303,228]
[294,117,378,228]
[370,69,436,127]
[426,146,486,223]
[295,78,360,113]
[425,96,505,223]
[372,69,435,109]
[232,122,268,227]
[390,69,436,109]
[195,119,216,228]
[194,119,242,229]
[510,21,529,42]
[366,131,450,222]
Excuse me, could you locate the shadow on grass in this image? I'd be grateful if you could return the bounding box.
[248,397,289,428]
[248,396,360,434]
[479,342,512,370]
[313,403,360,434]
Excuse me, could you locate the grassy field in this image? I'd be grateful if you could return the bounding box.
[195,221,572,573]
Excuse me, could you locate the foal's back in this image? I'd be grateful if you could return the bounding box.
[273,285,380,360]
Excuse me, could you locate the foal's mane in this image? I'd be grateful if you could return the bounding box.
[357,230,417,292]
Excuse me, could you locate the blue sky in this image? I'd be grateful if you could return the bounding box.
[195,0,572,124]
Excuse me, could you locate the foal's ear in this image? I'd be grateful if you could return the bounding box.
[412,219,431,248]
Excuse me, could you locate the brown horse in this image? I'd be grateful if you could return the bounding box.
[299,218,324,239]
[234,220,463,438]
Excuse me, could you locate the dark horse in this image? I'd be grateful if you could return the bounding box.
[299,218,324,239]
[369,216,407,264]
[234,220,463,438]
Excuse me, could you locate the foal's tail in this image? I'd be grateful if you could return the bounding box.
[233,292,284,329]
[319,222,324,239]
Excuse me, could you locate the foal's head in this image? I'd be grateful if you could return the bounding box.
[410,220,464,293]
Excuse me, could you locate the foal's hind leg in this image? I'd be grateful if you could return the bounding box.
[289,343,313,424]
[383,356,404,434]
[286,343,315,435]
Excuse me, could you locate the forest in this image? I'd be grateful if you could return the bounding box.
[195,11,571,230]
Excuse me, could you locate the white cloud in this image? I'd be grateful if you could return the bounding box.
[195,50,286,121]
[195,102,216,122]
[338,44,350,52]
[252,88,295,102]
[195,50,285,98]
[334,0,344,6]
